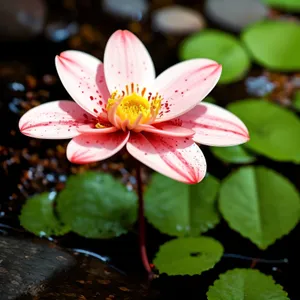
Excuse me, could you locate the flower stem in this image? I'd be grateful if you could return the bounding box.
[136,162,153,280]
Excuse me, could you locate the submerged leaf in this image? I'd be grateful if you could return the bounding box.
[145,173,220,236]
[179,29,250,83]
[20,192,70,237]
[207,268,289,300]
[56,171,137,239]
[211,145,256,164]
[242,20,300,71]
[154,237,224,276]
[228,100,300,162]
[219,166,300,249]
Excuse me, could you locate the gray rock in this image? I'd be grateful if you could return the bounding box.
[102,0,149,21]
[45,21,79,43]
[152,5,205,35]
[205,0,268,32]
[0,0,46,40]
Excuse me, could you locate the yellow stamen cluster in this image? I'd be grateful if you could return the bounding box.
[106,83,162,130]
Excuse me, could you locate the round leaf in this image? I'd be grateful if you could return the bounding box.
[204,96,216,104]
[56,171,137,239]
[211,145,256,164]
[219,166,300,249]
[145,173,220,236]
[292,90,300,112]
[19,192,70,237]
[207,268,289,300]
[228,99,300,162]
[179,29,251,84]
[153,237,224,276]
[263,0,300,12]
[242,20,300,71]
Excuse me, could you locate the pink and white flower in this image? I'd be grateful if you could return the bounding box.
[19,30,249,184]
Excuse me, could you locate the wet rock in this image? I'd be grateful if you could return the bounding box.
[204,0,268,32]
[0,235,76,299]
[0,0,47,41]
[246,75,275,97]
[45,21,79,42]
[102,0,149,21]
[0,235,158,299]
[152,5,205,35]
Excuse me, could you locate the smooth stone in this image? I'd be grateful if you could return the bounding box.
[0,0,46,40]
[246,75,275,97]
[152,5,205,35]
[45,21,79,42]
[102,0,149,21]
[204,0,269,32]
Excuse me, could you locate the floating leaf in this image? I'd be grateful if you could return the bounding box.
[228,99,300,162]
[292,90,300,112]
[242,20,300,71]
[145,173,220,236]
[211,145,256,164]
[56,171,137,239]
[153,237,224,276]
[219,166,300,249]
[263,0,300,12]
[20,192,70,237]
[179,29,250,83]
[204,96,216,104]
[207,268,289,300]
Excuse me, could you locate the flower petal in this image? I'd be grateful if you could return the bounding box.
[127,132,206,183]
[19,100,94,139]
[55,50,110,118]
[67,131,130,164]
[77,126,118,134]
[139,123,195,137]
[176,102,249,146]
[153,59,221,123]
[104,30,155,93]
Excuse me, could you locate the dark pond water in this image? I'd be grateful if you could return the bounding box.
[1,0,300,299]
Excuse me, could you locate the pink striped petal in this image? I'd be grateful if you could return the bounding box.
[153,59,222,123]
[67,131,130,164]
[19,100,94,139]
[55,50,110,118]
[77,125,118,134]
[176,102,249,146]
[103,30,155,93]
[140,123,195,137]
[127,132,206,184]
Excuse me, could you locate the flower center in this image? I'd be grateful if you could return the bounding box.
[106,84,162,131]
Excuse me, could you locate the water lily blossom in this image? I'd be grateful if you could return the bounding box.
[19,30,249,184]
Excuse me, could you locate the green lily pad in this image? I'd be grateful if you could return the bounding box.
[292,90,300,112]
[204,96,216,104]
[219,166,300,249]
[263,0,300,12]
[211,145,256,164]
[207,268,289,300]
[179,29,251,84]
[242,20,300,71]
[19,192,70,237]
[145,173,221,236]
[228,99,300,162]
[56,171,137,239]
[153,237,224,276]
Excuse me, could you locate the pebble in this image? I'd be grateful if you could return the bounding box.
[152,5,205,35]
[246,75,275,97]
[102,0,149,21]
[45,21,79,43]
[204,0,268,32]
[0,0,46,40]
